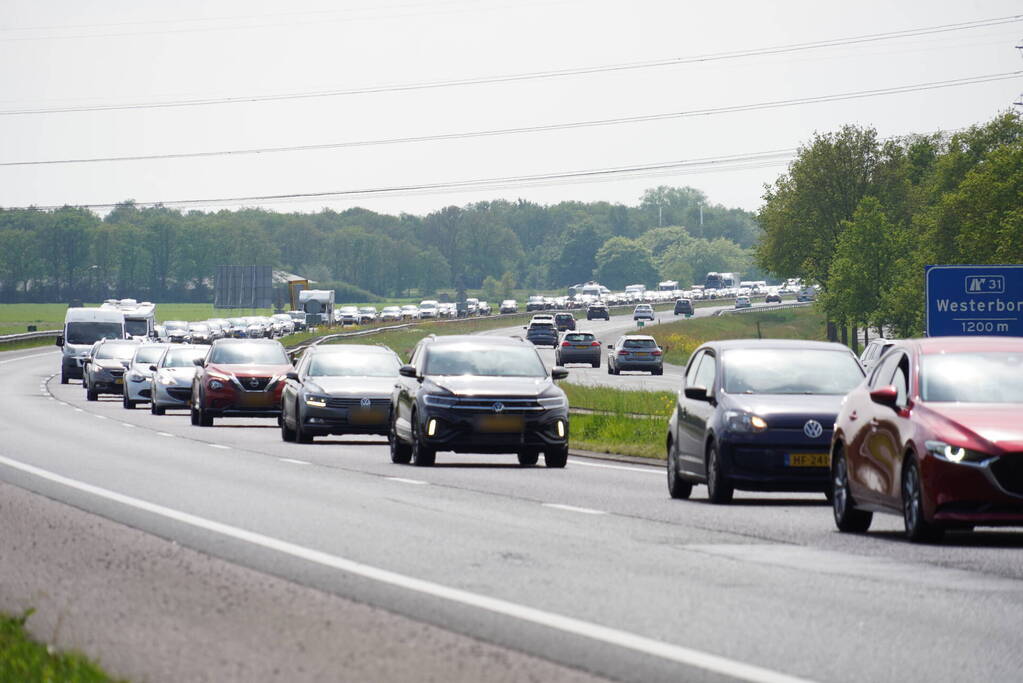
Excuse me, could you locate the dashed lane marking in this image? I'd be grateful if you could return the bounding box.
[279,458,310,465]
[208,444,230,450]
[541,503,607,515]
[156,432,174,437]
[386,477,428,485]
[568,459,660,474]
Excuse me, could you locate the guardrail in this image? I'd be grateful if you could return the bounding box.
[714,301,814,316]
[0,329,60,344]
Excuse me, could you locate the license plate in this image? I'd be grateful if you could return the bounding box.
[574,345,589,348]
[787,453,829,467]
[633,352,649,356]
[349,408,386,425]
[114,378,123,384]
[478,415,524,433]
[238,392,272,407]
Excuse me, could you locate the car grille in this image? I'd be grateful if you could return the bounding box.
[449,397,544,414]
[990,455,1023,496]
[167,387,192,401]
[108,369,125,377]
[238,377,273,391]
[324,397,390,409]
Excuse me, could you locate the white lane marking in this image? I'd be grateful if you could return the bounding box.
[74,408,83,413]
[386,477,428,485]
[0,453,815,683]
[121,423,135,428]
[542,503,607,515]
[0,351,57,366]
[156,432,174,438]
[279,457,310,465]
[94,415,107,420]
[208,444,230,450]
[568,459,660,474]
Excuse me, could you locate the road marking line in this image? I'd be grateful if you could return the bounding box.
[386,477,428,485]
[208,444,230,450]
[542,503,607,515]
[0,351,56,365]
[156,432,174,437]
[0,454,816,683]
[568,459,660,474]
[94,415,107,420]
[279,457,310,465]
[74,408,83,412]
[121,423,134,428]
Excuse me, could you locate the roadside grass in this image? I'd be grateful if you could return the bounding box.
[0,610,121,683]
[648,306,826,366]
[570,413,665,460]
[561,382,674,417]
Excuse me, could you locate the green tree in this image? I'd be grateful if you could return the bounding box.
[592,237,658,289]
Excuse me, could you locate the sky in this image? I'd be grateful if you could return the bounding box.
[1,0,1020,216]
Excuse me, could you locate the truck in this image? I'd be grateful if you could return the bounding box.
[705,272,739,290]
[56,307,127,384]
[100,298,156,339]
[298,289,335,327]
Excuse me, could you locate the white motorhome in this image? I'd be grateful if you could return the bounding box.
[298,289,335,326]
[100,298,156,339]
[57,307,126,384]
[658,280,678,292]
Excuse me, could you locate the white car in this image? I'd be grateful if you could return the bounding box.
[419,300,440,318]
[400,305,420,320]
[380,306,403,322]
[149,345,207,415]
[735,296,752,309]
[123,343,170,409]
[633,304,655,321]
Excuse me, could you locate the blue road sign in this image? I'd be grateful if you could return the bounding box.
[925,265,1023,337]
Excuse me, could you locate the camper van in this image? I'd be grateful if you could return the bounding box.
[56,307,127,384]
[298,289,335,327]
[100,298,156,339]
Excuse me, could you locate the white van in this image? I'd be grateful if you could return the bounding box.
[57,307,126,384]
[100,299,156,339]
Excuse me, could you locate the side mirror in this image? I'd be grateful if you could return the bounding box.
[551,368,569,380]
[149,364,158,372]
[192,357,204,367]
[55,336,64,347]
[684,386,710,402]
[869,385,899,409]
[399,364,418,378]
[286,370,299,381]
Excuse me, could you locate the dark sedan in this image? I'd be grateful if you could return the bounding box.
[666,340,864,503]
[525,321,559,348]
[831,337,1023,542]
[280,345,402,443]
[555,331,601,368]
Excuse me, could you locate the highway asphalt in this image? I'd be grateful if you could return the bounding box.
[1,320,1022,682]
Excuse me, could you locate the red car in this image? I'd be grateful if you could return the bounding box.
[191,339,293,426]
[831,337,1023,541]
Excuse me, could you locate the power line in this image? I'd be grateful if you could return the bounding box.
[2,14,1018,116]
[3,71,1017,167]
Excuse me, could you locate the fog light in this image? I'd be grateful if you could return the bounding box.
[427,418,437,437]
[556,420,565,438]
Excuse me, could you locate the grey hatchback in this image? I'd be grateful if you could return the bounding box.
[555,331,601,368]
[607,335,663,375]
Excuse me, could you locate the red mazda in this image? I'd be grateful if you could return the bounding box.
[191,338,293,427]
[831,337,1023,541]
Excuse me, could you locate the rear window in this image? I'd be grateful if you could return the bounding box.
[530,323,555,330]
[565,334,595,342]
[623,339,656,349]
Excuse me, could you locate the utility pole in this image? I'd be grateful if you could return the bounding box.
[658,204,663,228]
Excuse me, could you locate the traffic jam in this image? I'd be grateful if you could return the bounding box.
[54,267,1023,544]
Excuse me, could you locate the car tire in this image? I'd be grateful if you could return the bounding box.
[295,405,312,443]
[591,360,600,368]
[122,393,135,409]
[607,362,613,375]
[389,423,412,464]
[281,409,296,442]
[199,403,214,427]
[706,442,734,504]
[86,381,98,402]
[544,446,568,468]
[517,450,539,466]
[190,404,200,425]
[60,371,69,385]
[667,439,693,499]
[151,402,165,416]
[902,457,944,543]
[832,447,872,532]
[653,368,663,376]
[411,417,435,467]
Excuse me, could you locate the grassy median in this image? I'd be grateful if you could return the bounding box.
[0,611,120,682]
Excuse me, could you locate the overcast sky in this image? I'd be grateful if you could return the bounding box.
[1,0,1020,216]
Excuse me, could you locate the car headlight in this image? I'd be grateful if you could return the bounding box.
[538,395,567,409]
[158,373,176,385]
[725,410,768,433]
[305,395,327,408]
[423,394,456,408]
[925,441,989,464]
[129,372,146,382]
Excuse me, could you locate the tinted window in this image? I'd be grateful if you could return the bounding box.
[685,351,704,386]
[871,351,901,390]
[306,352,400,377]
[209,343,289,365]
[125,319,149,336]
[623,339,656,349]
[722,349,863,395]
[134,346,166,364]
[694,353,717,389]
[921,352,1023,403]
[162,348,206,367]
[66,322,123,345]
[425,344,546,377]
[892,357,909,407]
[564,333,595,342]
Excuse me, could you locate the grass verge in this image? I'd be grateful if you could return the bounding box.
[0,610,120,682]
[570,413,666,460]
[561,382,674,417]
[649,306,826,366]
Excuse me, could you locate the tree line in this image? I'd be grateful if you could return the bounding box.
[0,186,760,303]
[757,111,1022,341]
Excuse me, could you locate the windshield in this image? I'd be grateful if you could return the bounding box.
[425,344,546,377]
[209,343,289,365]
[723,349,863,394]
[921,352,1023,403]
[189,323,210,332]
[66,321,123,345]
[125,319,149,336]
[164,320,188,331]
[95,343,138,360]
[133,346,166,364]
[162,348,206,368]
[307,352,400,377]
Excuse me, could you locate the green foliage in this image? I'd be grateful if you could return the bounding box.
[569,413,665,459]
[561,383,675,417]
[593,237,659,289]
[0,610,121,682]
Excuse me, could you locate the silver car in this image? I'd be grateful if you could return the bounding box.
[607,335,664,375]
[83,339,141,401]
[150,344,207,415]
[123,343,170,409]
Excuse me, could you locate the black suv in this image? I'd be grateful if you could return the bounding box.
[390,335,570,467]
[525,321,559,347]
[554,312,577,331]
[586,303,610,321]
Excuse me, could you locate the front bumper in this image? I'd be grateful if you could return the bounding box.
[925,453,1023,526]
[152,382,192,408]
[719,434,833,491]
[125,374,154,401]
[417,406,568,454]
[302,402,392,436]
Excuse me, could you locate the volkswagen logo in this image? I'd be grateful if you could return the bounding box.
[803,419,823,439]
[492,402,505,414]
[360,397,371,408]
